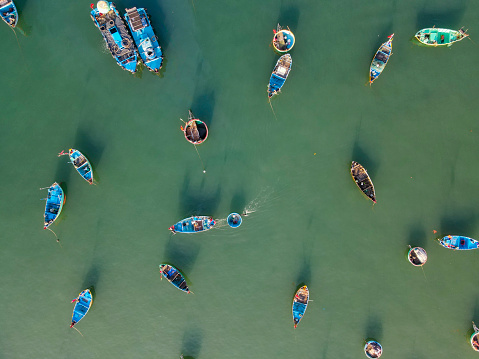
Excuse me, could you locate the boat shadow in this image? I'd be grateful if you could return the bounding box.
[351,141,378,180]
[191,89,216,129]
[276,5,300,33]
[406,223,427,250]
[54,158,72,192]
[468,299,479,338]
[364,314,382,344]
[295,259,311,289]
[180,327,202,359]
[230,189,246,214]
[74,124,106,183]
[163,236,201,278]
[178,174,222,217]
[416,2,467,30]
[440,211,477,236]
[13,1,32,36]
[81,263,101,301]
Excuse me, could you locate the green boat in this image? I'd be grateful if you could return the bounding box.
[415,27,468,46]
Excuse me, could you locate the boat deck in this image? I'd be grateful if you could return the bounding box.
[125,7,163,72]
[91,5,137,72]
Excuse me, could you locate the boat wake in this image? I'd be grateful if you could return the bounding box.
[243,186,276,215]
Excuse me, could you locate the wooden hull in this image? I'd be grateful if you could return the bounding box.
[183,110,208,144]
[364,340,382,358]
[43,182,65,229]
[227,213,242,228]
[69,149,93,184]
[272,24,295,53]
[91,2,138,73]
[71,289,92,328]
[159,264,190,293]
[0,0,17,28]
[292,285,309,328]
[369,34,394,84]
[408,246,427,266]
[268,54,292,98]
[125,7,164,72]
[169,216,216,234]
[471,332,479,352]
[438,235,479,250]
[415,28,467,46]
[350,161,376,203]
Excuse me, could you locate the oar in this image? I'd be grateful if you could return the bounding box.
[39,186,51,190]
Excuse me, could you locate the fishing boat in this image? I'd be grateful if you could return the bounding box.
[43,182,65,229]
[90,1,138,73]
[272,23,295,53]
[227,213,242,228]
[415,27,468,47]
[124,7,163,72]
[369,34,394,85]
[471,322,479,352]
[159,264,190,293]
[0,0,17,28]
[292,285,309,328]
[169,216,216,234]
[438,235,479,250]
[59,149,93,184]
[182,110,208,144]
[70,289,93,328]
[268,53,292,98]
[407,246,428,266]
[364,340,382,358]
[350,161,376,203]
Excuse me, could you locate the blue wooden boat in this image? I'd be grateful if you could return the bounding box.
[227,213,242,228]
[125,7,163,73]
[471,321,479,352]
[438,235,479,250]
[43,182,65,229]
[169,216,216,234]
[90,1,138,73]
[69,149,93,184]
[268,54,292,98]
[364,340,382,358]
[70,289,93,328]
[159,264,190,293]
[369,34,394,85]
[0,0,17,28]
[415,27,468,47]
[292,285,309,328]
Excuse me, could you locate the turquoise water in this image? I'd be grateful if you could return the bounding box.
[2,0,479,358]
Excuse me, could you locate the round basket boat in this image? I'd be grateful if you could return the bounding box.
[471,332,479,352]
[184,119,208,144]
[364,340,382,359]
[407,246,428,267]
[272,28,295,53]
[227,213,242,228]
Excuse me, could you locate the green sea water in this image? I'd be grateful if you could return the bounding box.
[2,0,479,358]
